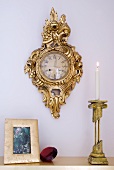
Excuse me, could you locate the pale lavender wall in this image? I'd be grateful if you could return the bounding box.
[0,0,114,157]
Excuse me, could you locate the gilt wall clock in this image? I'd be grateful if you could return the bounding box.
[24,8,83,119]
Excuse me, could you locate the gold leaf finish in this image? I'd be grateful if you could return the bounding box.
[88,100,108,165]
[24,8,83,118]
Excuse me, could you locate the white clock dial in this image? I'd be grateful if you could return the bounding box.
[40,52,69,80]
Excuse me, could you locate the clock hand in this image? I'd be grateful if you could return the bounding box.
[55,68,60,79]
[51,69,56,79]
[54,55,57,67]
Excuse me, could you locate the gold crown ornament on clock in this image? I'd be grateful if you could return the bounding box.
[24,8,83,119]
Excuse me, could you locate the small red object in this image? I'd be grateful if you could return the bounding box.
[40,147,58,162]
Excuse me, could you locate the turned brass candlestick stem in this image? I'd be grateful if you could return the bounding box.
[88,100,108,165]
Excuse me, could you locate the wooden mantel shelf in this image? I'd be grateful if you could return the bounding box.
[0,156,114,169]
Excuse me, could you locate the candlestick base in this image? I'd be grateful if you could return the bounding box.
[88,100,108,165]
[88,140,108,165]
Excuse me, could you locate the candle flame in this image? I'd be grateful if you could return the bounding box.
[96,61,99,68]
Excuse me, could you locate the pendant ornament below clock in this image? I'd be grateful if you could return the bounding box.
[24,8,83,119]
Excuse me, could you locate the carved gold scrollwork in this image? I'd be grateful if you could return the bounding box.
[24,8,83,118]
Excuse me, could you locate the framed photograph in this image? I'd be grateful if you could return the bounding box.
[4,119,40,164]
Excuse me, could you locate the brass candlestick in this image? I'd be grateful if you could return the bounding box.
[88,100,108,165]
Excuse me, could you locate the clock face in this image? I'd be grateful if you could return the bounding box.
[40,51,69,80]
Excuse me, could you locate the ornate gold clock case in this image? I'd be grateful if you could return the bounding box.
[24,8,83,118]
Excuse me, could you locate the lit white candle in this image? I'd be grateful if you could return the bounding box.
[95,62,100,100]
